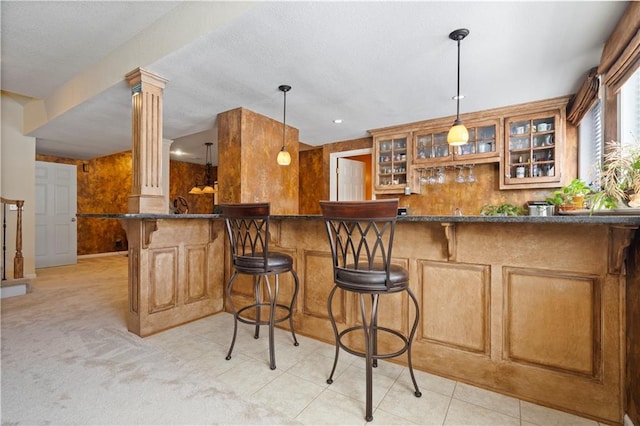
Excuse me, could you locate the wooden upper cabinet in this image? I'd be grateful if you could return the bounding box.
[414,127,451,164]
[413,118,501,166]
[454,120,500,163]
[373,132,412,194]
[500,104,566,189]
[369,96,571,195]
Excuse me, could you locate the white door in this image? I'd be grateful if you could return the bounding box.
[35,161,77,268]
[330,148,372,201]
[337,158,365,201]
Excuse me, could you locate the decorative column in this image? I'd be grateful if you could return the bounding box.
[162,139,173,213]
[125,68,168,213]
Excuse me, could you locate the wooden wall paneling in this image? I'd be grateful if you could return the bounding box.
[503,267,601,378]
[457,223,607,274]
[148,247,179,313]
[419,260,490,355]
[123,218,225,337]
[273,217,627,423]
[374,258,411,334]
[184,244,208,303]
[129,247,140,320]
[626,237,640,425]
[303,251,339,321]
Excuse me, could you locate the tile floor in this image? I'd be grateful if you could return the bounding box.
[147,312,605,426]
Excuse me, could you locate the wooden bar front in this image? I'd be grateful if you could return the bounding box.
[269,217,633,425]
[119,217,226,337]
[112,213,636,424]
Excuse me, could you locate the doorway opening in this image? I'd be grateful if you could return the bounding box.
[329,148,373,201]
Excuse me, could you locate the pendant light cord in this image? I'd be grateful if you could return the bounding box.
[279,85,291,149]
[448,28,468,124]
[282,89,287,148]
[456,37,461,120]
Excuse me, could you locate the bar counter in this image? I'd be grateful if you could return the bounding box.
[79,212,640,424]
[80,211,640,224]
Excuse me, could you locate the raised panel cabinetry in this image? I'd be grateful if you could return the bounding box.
[374,133,411,194]
[501,107,565,189]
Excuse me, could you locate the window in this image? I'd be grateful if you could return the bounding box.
[578,90,603,188]
[619,66,640,148]
[579,67,640,189]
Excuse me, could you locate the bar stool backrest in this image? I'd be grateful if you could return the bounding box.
[220,203,271,274]
[320,199,399,291]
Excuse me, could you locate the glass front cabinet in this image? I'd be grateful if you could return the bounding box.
[501,108,564,189]
[374,133,412,194]
[413,120,500,165]
[414,129,450,163]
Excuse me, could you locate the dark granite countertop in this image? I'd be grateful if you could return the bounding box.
[77,212,640,225]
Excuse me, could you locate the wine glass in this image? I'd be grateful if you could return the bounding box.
[428,168,436,185]
[456,166,465,183]
[466,165,476,183]
[418,169,426,185]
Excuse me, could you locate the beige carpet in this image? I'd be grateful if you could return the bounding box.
[1,255,297,425]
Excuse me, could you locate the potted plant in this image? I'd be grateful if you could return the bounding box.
[590,140,640,210]
[546,178,592,211]
[480,203,526,216]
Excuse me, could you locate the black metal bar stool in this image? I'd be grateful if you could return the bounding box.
[220,203,299,370]
[320,199,421,422]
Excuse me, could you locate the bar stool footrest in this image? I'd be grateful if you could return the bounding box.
[235,303,293,327]
[337,325,409,361]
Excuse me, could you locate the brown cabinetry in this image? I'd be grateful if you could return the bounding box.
[414,128,450,163]
[501,107,564,189]
[369,96,570,195]
[374,133,411,194]
[414,120,499,165]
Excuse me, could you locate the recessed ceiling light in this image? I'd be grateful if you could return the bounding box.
[333,119,343,124]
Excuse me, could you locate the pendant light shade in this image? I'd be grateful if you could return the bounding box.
[447,28,470,146]
[277,148,291,166]
[277,84,292,166]
[448,120,469,146]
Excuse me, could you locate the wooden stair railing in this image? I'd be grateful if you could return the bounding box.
[1,197,24,279]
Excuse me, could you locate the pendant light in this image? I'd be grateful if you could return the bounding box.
[276,84,292,166]
[447,28,470,146]
[189,142,216,194]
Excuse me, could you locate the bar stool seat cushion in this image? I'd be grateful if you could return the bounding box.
[336,263,408,292]
[235,252,293,274]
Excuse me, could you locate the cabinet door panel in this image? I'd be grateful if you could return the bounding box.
[374,133,411,194]
[504,267,600,378]
[452,121,500,162]
[501,109,564,189]
[419,260,490,355]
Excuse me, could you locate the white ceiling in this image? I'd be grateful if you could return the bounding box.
[0,1,629,165]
